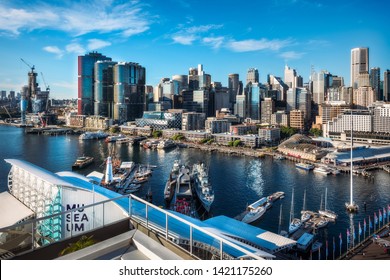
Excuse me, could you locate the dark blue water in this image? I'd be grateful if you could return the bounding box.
[1,125,389,258]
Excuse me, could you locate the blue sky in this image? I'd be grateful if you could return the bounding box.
[0,0,389,99]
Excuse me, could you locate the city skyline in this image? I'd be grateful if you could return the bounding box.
[1,0,389,99]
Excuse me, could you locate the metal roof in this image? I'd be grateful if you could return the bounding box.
[203,216,296,253]
[4,159,75,187]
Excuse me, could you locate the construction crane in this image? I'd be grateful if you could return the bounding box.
[40,72,50,91]
[20,58,35,72]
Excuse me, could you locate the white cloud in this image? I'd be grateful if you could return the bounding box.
[0,1,151,38]
[87,39,111,50]
[66,43,86,54]
[171,24,223,46]
[43,46,64,58]
[202,36,224,49]
[172,35,197,45]
[227,38,292,52]
[279,51,305,60]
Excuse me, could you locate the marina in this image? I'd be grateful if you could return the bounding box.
[0,125,389,260]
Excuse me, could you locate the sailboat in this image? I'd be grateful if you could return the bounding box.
[300,189,311,223]
[345,110,359,212]
[319,187,338,219]
[289,188,302,234]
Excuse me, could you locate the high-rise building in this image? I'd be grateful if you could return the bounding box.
[267,75,288,101]
[113,62,146,123]
[284,65,297,88]
[246,82,263,121]
[384,70,390,102]
[246,68,259,84]
[289,110,304,130]
[370,67,381,100]
[234,95,247,119]
[261,97,275,124]
[351,47,369,89]
[311,70,331,104]
[78,52,112,115]
[228,73,240,106]
[182,112,206,131]
[271,111,289,127]
[94,61,116,117]
[286,87,311,122]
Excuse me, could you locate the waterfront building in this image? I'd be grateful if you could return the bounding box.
[85,115,113,130]
[205,117,230,134]
[78,52,112,115]
[371,102,390,133]
[66,113,86,128]
[289,110,305,131]
[182,112,206,131]
[120,124,152,136]
[213,133,259,148]
[230,123,257,135]
[271,110,289,127]
[370,67,382,101]
[246,68,259,84]
[384,70,390,102]
[278,134,327,161]
[94,61,116,117]
[351,47,369,89]
[113,62,146,123]
[135,111,182,130]
[261,97,275,124]
[259,127,280,146]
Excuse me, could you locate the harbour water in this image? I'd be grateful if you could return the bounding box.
[1,125,389,258]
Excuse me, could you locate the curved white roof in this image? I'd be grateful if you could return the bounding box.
[5,159,75,187]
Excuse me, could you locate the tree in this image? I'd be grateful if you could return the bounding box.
[280,126,298,139]
[110,126,120,134]
[228,140,234,146]
[233,140,242,147]
[59,235,96,256]
[309,128,323,137]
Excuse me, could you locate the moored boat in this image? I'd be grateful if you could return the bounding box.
[313,166,331,175]
[295,162,315,170]
[241,197,268,223]
[72,156,94,169]
[164,160,181,202]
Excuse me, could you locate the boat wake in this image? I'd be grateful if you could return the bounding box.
[246,160,264,196]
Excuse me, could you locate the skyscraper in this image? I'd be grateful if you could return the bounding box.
[351,47,369,89]
[370,67,381,101]
[78,52,112,115]
[284,65,297,88]
[384,70,390,102]
[94,61,116,117]
[228,73,240,106]
[246,68,259,84]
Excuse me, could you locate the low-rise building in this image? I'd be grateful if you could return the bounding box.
[259,127,280,146]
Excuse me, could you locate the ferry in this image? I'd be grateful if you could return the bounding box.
[295,162,315,171]
[72,156,94,169]
[192,162,214,212]
[79,131,108,140]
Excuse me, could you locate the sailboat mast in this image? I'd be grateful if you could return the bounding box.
[350,110,353,205]
[278,204,283,234]
[303,189,306,211]
[290,188,294,223]
[325,188,328,211]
